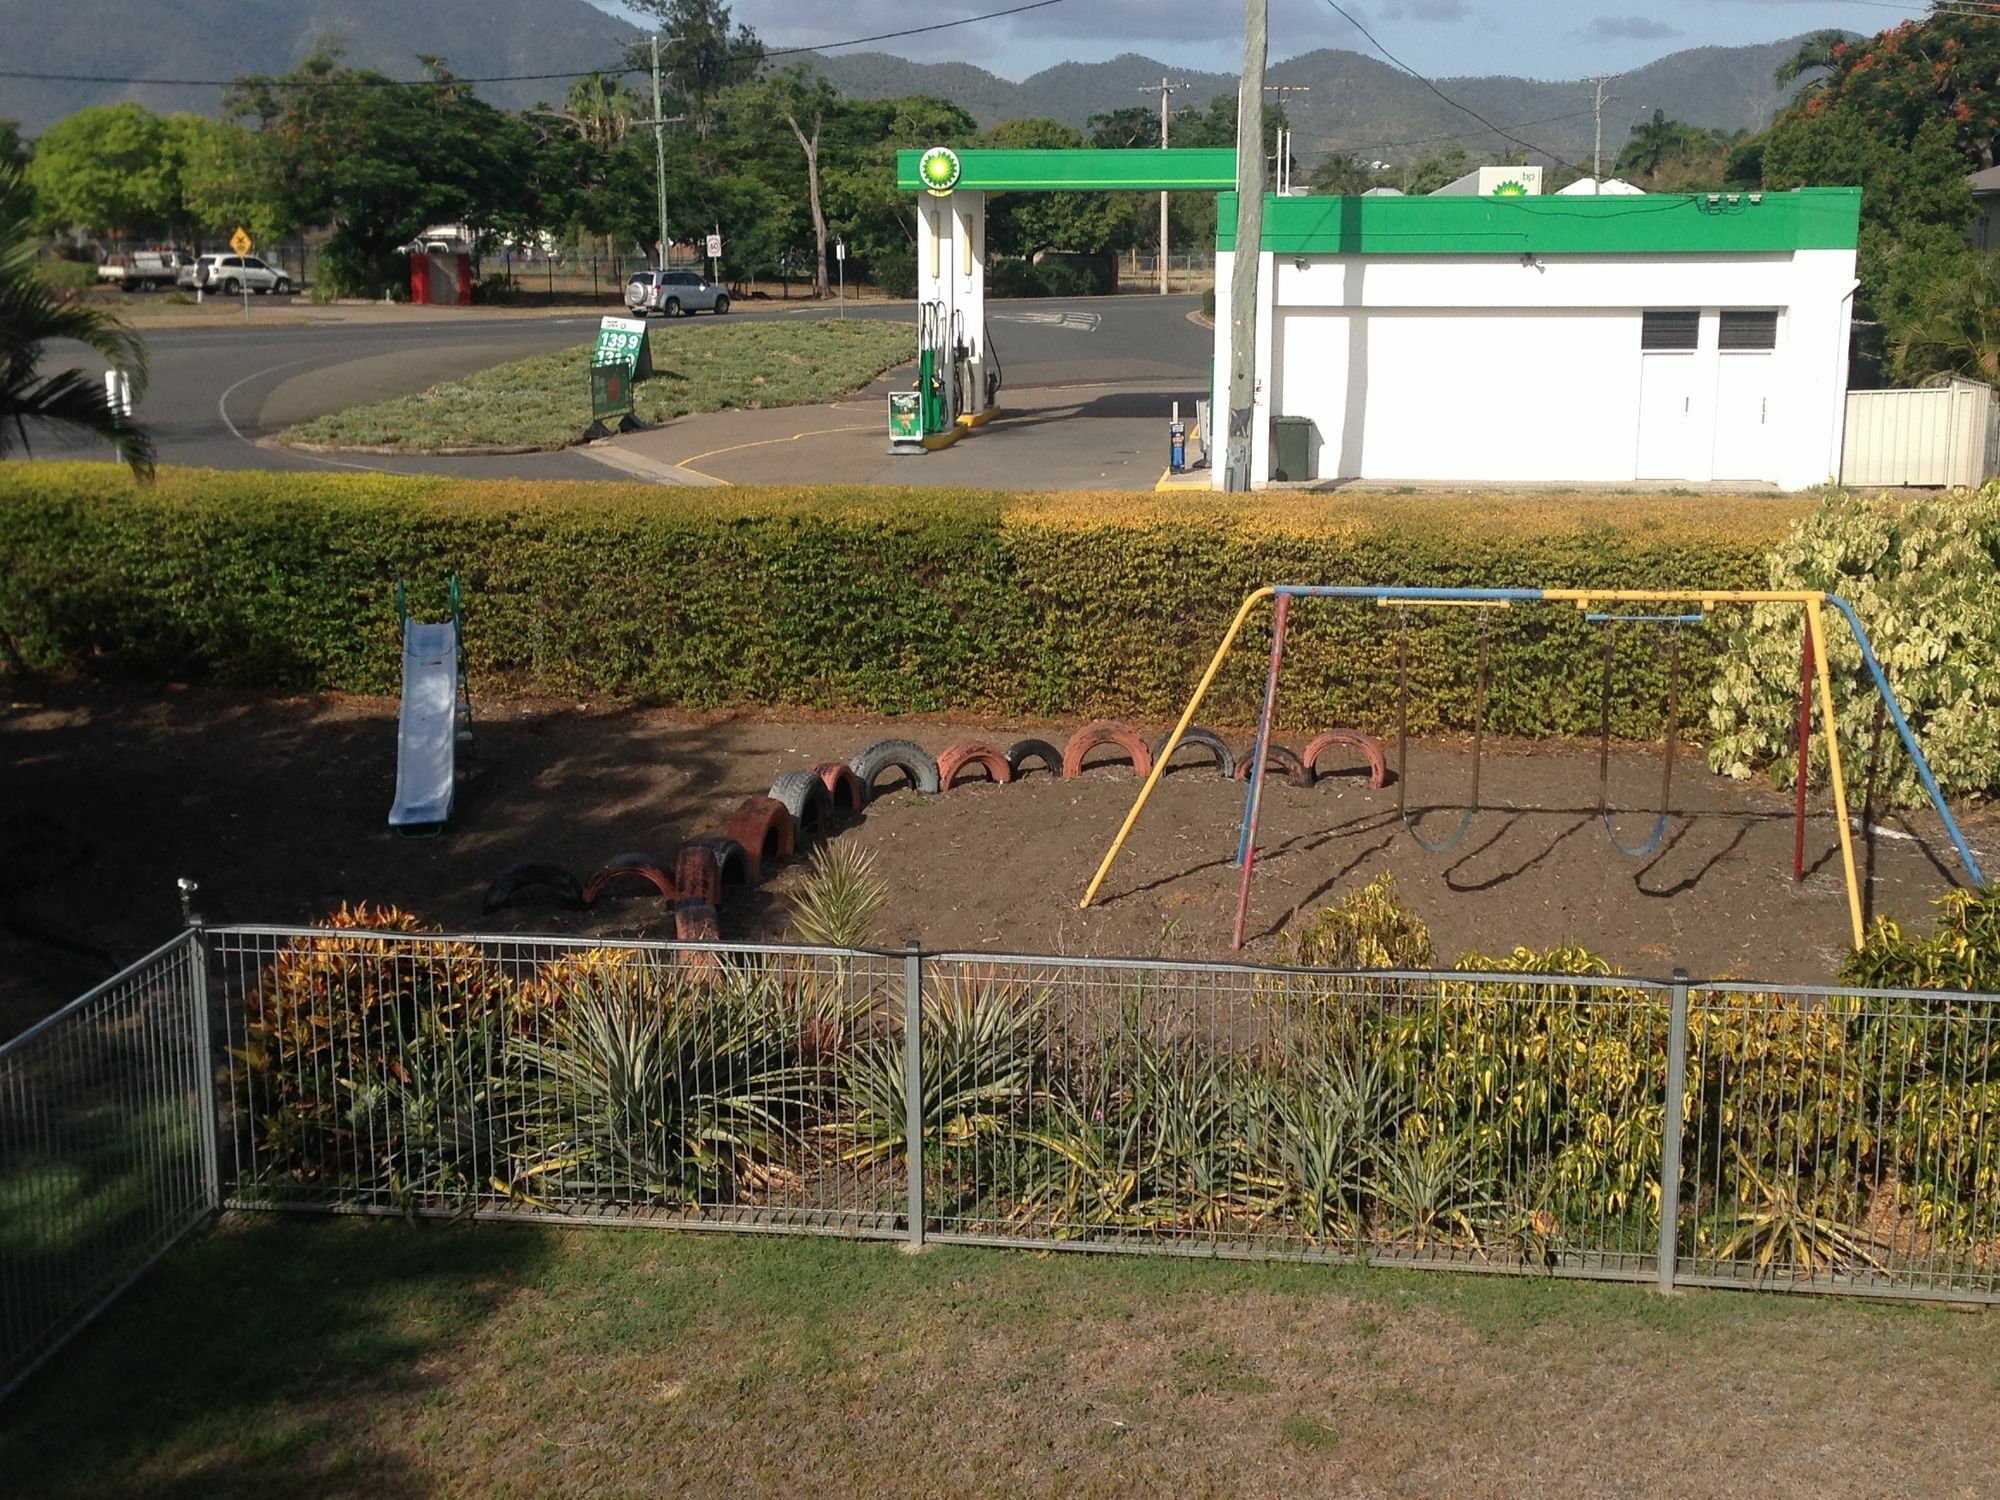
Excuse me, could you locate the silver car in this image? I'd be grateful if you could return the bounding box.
[179,254,292,295]
[625,269,730,317]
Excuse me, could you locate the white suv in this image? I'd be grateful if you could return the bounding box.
[624,269,729,317]
[181,254,292,295]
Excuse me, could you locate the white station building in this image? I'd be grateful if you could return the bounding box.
[897,149,1863,491]
[1217,184,1862,490]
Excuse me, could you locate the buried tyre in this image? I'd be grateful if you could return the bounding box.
[849,738,941,797]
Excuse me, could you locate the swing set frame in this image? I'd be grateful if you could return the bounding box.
[1078,584,1989,952]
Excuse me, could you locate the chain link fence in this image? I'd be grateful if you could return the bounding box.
[9,923,2000,1401]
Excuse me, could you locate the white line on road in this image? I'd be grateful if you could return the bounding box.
[216,355,400,474]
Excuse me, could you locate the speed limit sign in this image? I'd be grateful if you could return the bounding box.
[705,232,722,259]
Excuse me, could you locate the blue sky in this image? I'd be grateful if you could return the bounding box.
[600,0,1933,81]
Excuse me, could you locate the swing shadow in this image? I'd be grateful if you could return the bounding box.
[1633,817,1754,899]
[1251,832,1400,941]
[1440,813,1594,894]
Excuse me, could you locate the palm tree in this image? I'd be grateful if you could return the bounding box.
[0,162,153,477]
[1774,29,1850,91]
[1888,252,2000,385]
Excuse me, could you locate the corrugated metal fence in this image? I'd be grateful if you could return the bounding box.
[1842,380,1999,489]
[7,924,2000,1401]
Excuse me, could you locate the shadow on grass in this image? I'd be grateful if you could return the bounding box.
[0,1215,556,1500]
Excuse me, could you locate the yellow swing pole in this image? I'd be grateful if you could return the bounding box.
[1805,597,1867,949]
[1080,586,1275,909]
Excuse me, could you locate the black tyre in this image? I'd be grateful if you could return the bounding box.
[274,277,291,295]
[1004,738,1064,779]
[483,860,586,913]
[713,293,730,314]
[663,296,682,316]
[1152,726,1236,780]
[221,277,241,295]
[769,769,838,839]
[849,737,941,797]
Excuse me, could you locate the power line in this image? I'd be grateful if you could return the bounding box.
[0,0,1073,91]
[1317,0,1591,176]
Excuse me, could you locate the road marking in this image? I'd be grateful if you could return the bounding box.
[673,423,879,483]
[216,355,401,474]
[991,310,1101,332]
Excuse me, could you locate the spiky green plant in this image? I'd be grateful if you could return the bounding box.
[1365,1128,1506,1252]
[0,162,153,478]
[1705,1147,1884,1278]
[503,955,800,1206]
[833,970,1045,1168]
[787,840,890,950]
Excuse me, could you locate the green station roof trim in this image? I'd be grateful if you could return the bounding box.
[895,147,1238,193]
[1215,187,1861,255]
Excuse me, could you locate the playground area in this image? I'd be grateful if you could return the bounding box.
[3,680,1988,1039]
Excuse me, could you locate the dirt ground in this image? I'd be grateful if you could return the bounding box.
[5,684,1991,1037]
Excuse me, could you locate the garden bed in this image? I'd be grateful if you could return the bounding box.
[4,682,1987,1041]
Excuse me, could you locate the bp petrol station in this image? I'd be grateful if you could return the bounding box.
[888,145,1237,459]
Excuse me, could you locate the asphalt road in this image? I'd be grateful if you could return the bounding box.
[26,293,1208,482]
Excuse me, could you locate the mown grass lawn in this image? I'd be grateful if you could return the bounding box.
[283,317,912,452]
[6,1216,2000,1498]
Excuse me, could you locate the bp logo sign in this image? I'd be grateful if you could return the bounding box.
[919,146,962,195]
[1491,179,1528,197]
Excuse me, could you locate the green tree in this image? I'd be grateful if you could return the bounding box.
[1890,249,2000,383]
[170,115,281,243]
[229,50,537,295]
[26,104,182,238]
[1791,11,2000,170]
[1308,152,1381,195]
[736,66,840,296]
[981,119,1127,259]
[0,162,152,480]
[1401,147,1470,195]
[0,120,27,167]
[628,0,762,139]
[1774,28,1852,90]
[820,95,978,296]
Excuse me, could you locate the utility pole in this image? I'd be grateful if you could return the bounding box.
[1262,84,1309,197]
[1224,0,1268,493]
[649,37,672,268]
[1587,74,1614,194]
[1140,75,1188,294]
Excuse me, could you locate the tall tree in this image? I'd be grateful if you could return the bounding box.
[739,66,838,297]
[0,162,152,479]
[1787,11,2000,170]
[628,0,762,139]
[229,48,535,294]
[1774,29,1853,89]
[981,119,1127,259]
[26,104,182,239]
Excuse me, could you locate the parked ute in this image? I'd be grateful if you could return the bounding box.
[97,248,193,291]
[180,253,292,295]
[624,268,730,317]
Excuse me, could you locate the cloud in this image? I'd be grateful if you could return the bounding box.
[1376,0,1470,19]
[1582,15,1681,41]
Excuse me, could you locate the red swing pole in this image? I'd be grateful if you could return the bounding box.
[1233,592,1292,950]
[1793,616,1815,883]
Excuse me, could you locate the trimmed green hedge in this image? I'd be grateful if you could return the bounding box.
[0,464,1806,736]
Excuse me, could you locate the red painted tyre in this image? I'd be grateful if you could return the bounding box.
[688,835,755,889]
[674,898,721,943]
[727,796,796,881]
[1301,729,1390,789]
[936,740,1014,790]
[813,762,868,816]
[1231,743,1311,789]
[673,844,723,908]
[1061,720,1155,780]
[581,861,678,906]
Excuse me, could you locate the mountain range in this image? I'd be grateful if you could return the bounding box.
[0,0,1825,167]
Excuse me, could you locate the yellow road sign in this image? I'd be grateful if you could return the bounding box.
[229,227,253,256]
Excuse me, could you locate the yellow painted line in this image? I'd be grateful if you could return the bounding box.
[1081,586,1277,909]
[1154,468,1209,491]
[672,423,878,483]
[920,425,967,451]
[956,406,1002,429]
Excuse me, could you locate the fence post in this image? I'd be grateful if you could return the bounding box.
[179,879,223,1215]
[1655,967,1691,1294]
[902,941,926,1250]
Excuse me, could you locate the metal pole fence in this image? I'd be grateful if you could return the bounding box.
[0,931,212,1402]
[12,918,2000,1409]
